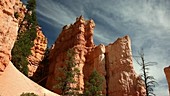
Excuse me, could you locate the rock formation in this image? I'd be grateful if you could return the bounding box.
[46,16,95,94]
[0,0,18,72]
[13,0,27,25]
[0,0,58,96]
[13,0,48,77]
[27,26,47,77]
[164,66,170,95]
[105,36,145,95]
[46,16,146,95]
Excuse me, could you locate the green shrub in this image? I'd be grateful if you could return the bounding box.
[20,92,38,96]
[12,28,35,76]
[84,69,104,96]
[53,49,80,95]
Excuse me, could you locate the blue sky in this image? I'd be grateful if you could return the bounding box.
[22,0,170,95]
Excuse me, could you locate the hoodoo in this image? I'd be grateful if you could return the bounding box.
[46,16,146,96]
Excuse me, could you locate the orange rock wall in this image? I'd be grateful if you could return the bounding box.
[46,16,146,95]
[0,0,18,71]
[105,36,145,95]
[27,27,47,77]
[0,0,57,95]
[84,44,107,93]
[14,0,27,25]
[46,16,95,94]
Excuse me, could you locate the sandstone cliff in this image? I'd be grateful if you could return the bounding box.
[105,36,145,95]
[46,16,146,95]
[14,0,27,25]
[0,0,57,96]
[27,26,47,77]
[164,66,170,95]
[46,16,95,94]
[0,0,18,72]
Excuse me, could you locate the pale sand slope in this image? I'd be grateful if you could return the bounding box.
[0,62,59,96]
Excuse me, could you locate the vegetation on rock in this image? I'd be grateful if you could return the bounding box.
[20,92,38,96]
[53,49,80,95]
[12,0,37,76]
[84,69,104,96]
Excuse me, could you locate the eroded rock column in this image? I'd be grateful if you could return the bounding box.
[46,16,95,94]
[46,16,146,96]
[105,36,145,96]
[27,27,47,77]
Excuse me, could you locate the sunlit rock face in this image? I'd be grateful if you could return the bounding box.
[46,16,95,94]
[105,36,145,96]
[0,0,18,72]
[164,66,170,95]
[46,16,146,95]
[27,27,47,77]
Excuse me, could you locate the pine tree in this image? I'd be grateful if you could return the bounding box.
[53,49,80,95]
[84,69,104,96]
[12,0,37,76]
[134,49,158,96]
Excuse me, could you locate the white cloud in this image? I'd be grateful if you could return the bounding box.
[36,0,76,26]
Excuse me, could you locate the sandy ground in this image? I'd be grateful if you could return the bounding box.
[0,62,59,96]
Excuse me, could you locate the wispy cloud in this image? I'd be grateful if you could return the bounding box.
[36,0,76,26]
[34,0,170,95]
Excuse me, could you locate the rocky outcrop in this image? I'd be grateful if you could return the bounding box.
[46,16,95,94]
[13,0,27,25]
[164,66,170,95]
[13,0,48,77]
[0,0,58,96]
[105,36,145,95]
[46,16,146,95]
[0,0,48,79]
[0,0,18,72]
[27,27,47,77]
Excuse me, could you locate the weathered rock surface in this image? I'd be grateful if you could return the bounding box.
[0,0,57,96]
[84,44,106,93]
[164,66,170,95]
[105,36,145,95]
[46,16,146,95]
[27,27,47,77]
[13,0,48,77]
[14,0,27,25]
[46,16,95,94]
[0,0,18,71]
